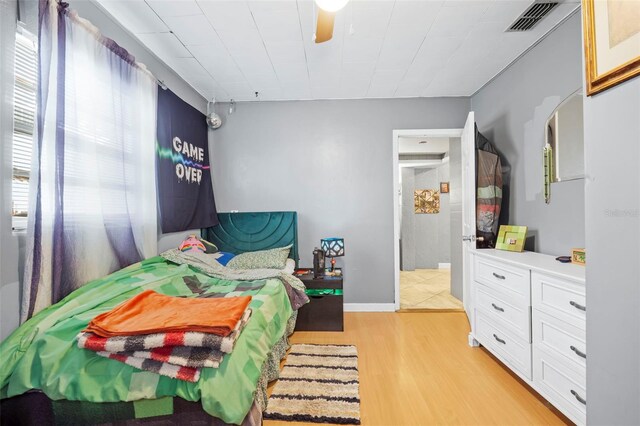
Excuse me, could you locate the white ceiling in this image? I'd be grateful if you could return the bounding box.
[399,136,449,154]
[94,0,580,102]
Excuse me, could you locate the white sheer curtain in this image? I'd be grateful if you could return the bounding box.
[22,1,158,319]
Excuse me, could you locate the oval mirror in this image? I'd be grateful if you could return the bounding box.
[544,90,584,203]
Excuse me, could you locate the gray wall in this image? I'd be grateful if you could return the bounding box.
[449,138,463,300]
[210,98,470,304]
[415,164,450,268]
[583,61,640,424]
[471,11,585,256]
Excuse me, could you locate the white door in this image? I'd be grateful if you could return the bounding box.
[461,112,477,335]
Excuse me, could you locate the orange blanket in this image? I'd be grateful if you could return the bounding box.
[84,290,252,338]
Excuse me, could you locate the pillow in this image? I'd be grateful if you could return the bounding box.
[213,251,236,266]
[283,258,296,275]
[178,235,206,253]
[227,245,292,270]
[199,238,219,254]
[178,236,218,254]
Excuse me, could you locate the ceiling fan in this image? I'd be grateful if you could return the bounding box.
[314,0,349,43]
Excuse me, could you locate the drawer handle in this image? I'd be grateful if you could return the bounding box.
[492,272,506,280]
[491,303,505,312]
[570,345,587,359]
[571,390,586,405]
[493,334,506,344]
[569,301,586,311]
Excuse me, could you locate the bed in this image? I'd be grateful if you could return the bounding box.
[0,212,305,426]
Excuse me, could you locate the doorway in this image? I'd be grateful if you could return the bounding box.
[393,129,464,311]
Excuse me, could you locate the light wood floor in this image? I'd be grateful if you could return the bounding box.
[400,269,463,310]
[266,312,569,426]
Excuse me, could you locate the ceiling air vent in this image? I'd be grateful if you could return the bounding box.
[506,1,559,32]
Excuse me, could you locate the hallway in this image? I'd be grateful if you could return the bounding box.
[400,269,463,310]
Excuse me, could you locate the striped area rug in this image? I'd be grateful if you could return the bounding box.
[264,344,360,425]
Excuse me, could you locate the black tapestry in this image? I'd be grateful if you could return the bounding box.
[156,88,218,233]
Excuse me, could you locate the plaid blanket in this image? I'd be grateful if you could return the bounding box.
[106,346,223,369]
[77,309,252,381]
[97,352,201,382]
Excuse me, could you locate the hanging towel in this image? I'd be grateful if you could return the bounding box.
[475,125,504,248]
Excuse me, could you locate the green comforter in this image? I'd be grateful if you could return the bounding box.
[0,256,293,424]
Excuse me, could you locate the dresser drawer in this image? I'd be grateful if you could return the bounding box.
[474,256,530,303]
[476,310,532,380]
[533,309,586,371]
[532,272,585,330]
[476,283,530,342]
[533,347,586,425]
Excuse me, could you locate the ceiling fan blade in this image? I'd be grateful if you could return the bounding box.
[315,8,335,43]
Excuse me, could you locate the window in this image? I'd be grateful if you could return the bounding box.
[12,26,37,230]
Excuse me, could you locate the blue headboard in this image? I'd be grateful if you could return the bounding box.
[201,212,299,265]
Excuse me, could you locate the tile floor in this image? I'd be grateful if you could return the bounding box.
[399,268,463,310]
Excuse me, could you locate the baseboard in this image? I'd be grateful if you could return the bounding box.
[438,263,451,269]
[343,303,396,312]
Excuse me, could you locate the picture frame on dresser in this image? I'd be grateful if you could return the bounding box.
[495,225,528,252]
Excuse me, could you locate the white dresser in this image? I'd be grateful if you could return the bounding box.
[470,249,586,425]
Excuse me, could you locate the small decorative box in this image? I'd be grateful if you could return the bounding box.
[572,248,586,265]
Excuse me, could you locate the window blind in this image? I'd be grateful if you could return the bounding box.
[12,27,37,228]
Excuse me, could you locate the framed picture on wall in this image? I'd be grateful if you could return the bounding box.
[440,182,450,193]
[583,0,640,95]
[414,189,440,214]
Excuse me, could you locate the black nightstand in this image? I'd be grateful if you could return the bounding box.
[294,269,344,331]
